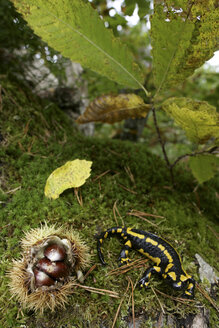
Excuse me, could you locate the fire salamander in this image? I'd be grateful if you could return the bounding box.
[97,227,195,298]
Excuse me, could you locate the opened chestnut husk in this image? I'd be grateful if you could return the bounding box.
[8,224,90,312]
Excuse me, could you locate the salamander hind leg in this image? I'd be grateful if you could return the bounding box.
[138,266,162,288]
[118,240,132,266]
[182,278,195,299]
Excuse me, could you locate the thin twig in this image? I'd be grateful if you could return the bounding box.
[127,211,159,227]
[170,146,218,169]
[107,258,148,276]
[1,87,22,110]
[154,288,196,304]
[196,283,219,313]
[118,183,137,194]
[151,287,165,314]
[93,169,111,182]
[112,280,130,328]
[73,283,119,298]
[128,277,135,328]
[5,186,21,194]
[113,200,119,226]
[207,225,219,241]
[152,107,174,185]
[129,209,164,219]
[124,166,136,186]
[113,200,124,226]
[74,188,83,206]
[0,84,2,111]
[83,263,98,281]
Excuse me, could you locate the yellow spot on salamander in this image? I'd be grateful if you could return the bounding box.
[148,272,151,279]
[149,255,161,266]
[154,266,161,273]
[99,239,103,243]
[125,250,129,256]
[112,229,115,233]
[158,244,165,251]
[146,237,158,246]
[138,249,161,265]
[117,228,122,233]
[125,240,132,248]
[168,271,177,281]
[180,275,188,282]
[162,274,167,279]
[176,281,182,287]
[184,291,192,296]
[165,263,174,273]
[164,250,173,262]
[127,228,145,239]
[121,233,124,237]
[188,283,194,289]
[104,232,108,239]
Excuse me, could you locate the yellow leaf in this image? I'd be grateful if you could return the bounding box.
[44,159,92,199]
[76,94,151,124]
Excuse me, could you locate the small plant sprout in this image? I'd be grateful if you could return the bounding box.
[8,224,90,313]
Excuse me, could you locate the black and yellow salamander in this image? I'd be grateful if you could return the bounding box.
[97,227,195,298]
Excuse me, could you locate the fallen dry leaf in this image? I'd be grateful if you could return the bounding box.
[45,159,92,199]
[76,93,151,124]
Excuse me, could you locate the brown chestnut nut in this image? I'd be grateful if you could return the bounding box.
[34,268,55,288]
[37,258,69,279]
[44,244,66,262]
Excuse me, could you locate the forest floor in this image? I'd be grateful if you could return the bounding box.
[0,77,218,327]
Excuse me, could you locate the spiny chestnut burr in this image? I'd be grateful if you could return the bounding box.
[8,224,90,313]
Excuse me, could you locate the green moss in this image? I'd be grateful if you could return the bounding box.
[0,78,218,327]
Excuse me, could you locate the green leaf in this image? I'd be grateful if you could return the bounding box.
[124,0,150,18]
[189,154,219,184]
[162,97,219,144]
[151,1,219,92]
[12,0,145,90]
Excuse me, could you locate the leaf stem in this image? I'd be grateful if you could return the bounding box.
[152,107,175,185]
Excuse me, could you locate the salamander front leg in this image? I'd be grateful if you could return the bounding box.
[139,266,162,288]
[118,241,132,266]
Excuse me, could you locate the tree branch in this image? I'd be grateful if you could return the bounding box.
[152,107,218,186]
[170,146,218,168]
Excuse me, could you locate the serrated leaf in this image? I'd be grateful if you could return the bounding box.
[44,159,92,200]
[151,1,219,92]
[162,97,219,144]
[189,154,219,184]
[76,94,151,124]
[12,0,144,90]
